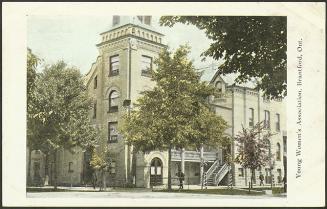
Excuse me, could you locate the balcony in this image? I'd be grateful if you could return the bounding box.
[171,149,218,162]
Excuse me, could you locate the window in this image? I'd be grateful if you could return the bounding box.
[93,101,97,119]
[94,76,97,89]
[109,90,119,112]
[276,143,281,161]
[137,16,143,22]
[144,16,151,25]
[108,122,118,143]
[141,55,152,76]
[238,168,244,177]
[276,113,280,131]
[264,110,270,129]
[249,108,254,127]
[215,81,222,93]
[109,161,116,174]
[112,15,120,26]
[109,55,119,76]
[283,136,287,153]
[68,162,74,173]
[277,169,282,183]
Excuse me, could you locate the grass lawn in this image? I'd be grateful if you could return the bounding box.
[26,188,72,192]
[241,187,285,194]
[154,188,265,196]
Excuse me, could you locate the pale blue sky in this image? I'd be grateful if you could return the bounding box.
[27,15,220,79]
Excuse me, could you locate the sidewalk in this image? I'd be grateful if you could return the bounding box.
[27,185,152,192]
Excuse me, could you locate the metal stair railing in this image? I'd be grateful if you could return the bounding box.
[213,163,230,185]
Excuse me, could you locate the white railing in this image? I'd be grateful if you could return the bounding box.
[214,163,230,185]
[171,150,217,162]
[205,160,219,178]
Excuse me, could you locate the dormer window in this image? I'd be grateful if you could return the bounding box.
[215,81,222,93]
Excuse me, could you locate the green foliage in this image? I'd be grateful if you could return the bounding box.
[27,48,42,150]
[234,121,273,170]
[160,16,287,99]
[90,152,107,170]
[90,145,111,171]
[120,45,230,153]
[27,57,99,154]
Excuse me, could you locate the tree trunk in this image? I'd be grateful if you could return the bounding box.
[27,148,32,186]
[53,150,58,190]
[168,146,172,190]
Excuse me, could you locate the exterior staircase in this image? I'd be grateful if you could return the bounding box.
[204,161,230,186]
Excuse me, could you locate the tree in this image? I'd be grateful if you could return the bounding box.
[89,146,111,191]
[30,60,99,188]
[234,121,273,190]
[120,45,230,190]
[27,48,41,185]
[160,16,287,99]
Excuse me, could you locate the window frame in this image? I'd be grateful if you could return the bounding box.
[108,122,118,143]
[215,81,222,93]
[238,168,244,177]
[277,169,282,183]
[68,162,74,173]
[108,90,119,113]
[249,108,254,127]
[93,101,97,119]
[264,110,270,129]
[141,55,153,77]
[109,55,119,77]
[276,113,280,131]
[276,143,281,161]
[109,161,116,174]
[94,75,97,89]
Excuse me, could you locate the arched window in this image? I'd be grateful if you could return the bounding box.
[276,143,281,161]
[109,90,119,113]
[215,81,222,93]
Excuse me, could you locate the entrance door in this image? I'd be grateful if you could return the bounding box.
[150,158,163,186]
[33,162,41,185]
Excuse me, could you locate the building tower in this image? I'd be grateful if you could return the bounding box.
[85,16,166,187]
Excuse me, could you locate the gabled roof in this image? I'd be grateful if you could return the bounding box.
[201,68,257,89]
